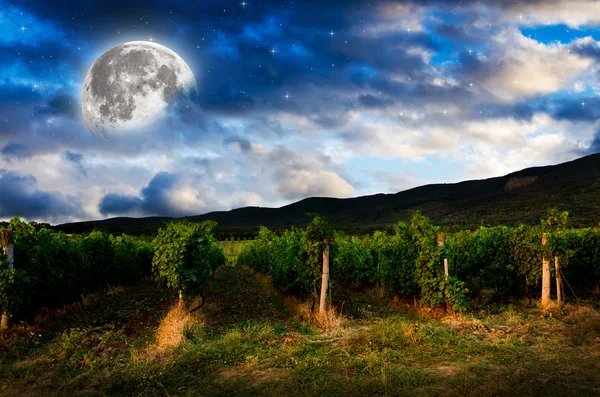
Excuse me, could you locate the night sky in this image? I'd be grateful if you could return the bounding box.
[1,0,600,223]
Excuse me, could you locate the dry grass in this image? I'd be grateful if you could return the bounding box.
[131,304,202,363]
[315,306,347,333]
[155,305,196,351]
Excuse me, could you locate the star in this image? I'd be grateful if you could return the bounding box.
[581,101,586,106]
[241,1,248,8]
[271,47,276,55]
[284,93,291,100]
[329,29,335,37]
[20,26,25,32]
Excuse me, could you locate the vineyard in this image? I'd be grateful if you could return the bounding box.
[1,212,599,396]
[238,211,600,311]
[0,217,225,326]
[2,211,600,325]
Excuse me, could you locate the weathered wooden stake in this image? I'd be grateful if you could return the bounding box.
[1,229,15,330]
[319,237,330,317]
[178,290,184,309]
[555,256,563,306]
[437,234,449,278]
[541,233,551,308]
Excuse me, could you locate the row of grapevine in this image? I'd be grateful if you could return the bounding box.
[0,217,154,319]
[238,212,470,310]
[0,217,225,323]
[237,215,332,301]
[238,211,600,310]
[152,220,226,303]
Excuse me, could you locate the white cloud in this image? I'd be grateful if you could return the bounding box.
[506,1,600,28]
[481,29,594,101]
[359,3,425,36]
[275,169,354,199]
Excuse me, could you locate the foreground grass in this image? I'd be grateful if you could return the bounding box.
[1,266,599,396]
[217,240,253,263]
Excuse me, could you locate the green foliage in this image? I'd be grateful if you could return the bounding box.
[374,224,418,296]
[409,211,469,310]
[509,224,544,289]
[152,221,225,298]
[332,232,374,285]
[239,215,333,300]
[237,226,273,274]
[0,217,153,320]
[233,208,600,311]
[268,228,308,295]
[447,226,517,299]
[0,253,28,314]
[559,228,600,290]
[542,209,569,233]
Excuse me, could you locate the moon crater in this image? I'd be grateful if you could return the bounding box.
[82,41,197,137]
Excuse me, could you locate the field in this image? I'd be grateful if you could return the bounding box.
[1,263,599,397]
[216,239,254,263]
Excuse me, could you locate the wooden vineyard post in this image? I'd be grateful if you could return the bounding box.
[1,229,14,330]
[437,234,449,278]
[555,256,563,306]
[319,237,330,318]
[178,290,184,309]
[541,233,551,308]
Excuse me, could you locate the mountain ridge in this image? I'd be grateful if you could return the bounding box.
[55,153,600,235]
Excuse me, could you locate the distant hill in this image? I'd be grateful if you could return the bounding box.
[56,153,600,235]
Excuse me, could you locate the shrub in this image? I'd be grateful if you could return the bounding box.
[152,220,225,300]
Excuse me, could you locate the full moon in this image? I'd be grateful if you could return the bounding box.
[81,41,197,137]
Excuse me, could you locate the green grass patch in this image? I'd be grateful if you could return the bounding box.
[1,265,599,396]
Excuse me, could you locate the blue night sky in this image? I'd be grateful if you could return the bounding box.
[1,0,600,223]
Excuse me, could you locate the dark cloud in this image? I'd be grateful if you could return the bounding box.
[139,172,179,214]
[357,94,394,109]
[99,194,143,215]
[38,94,80,120]
[0,171,77,219]
[1,143,33,161]
[472,102,537,121]
[224,136,253,153]
[99,172,190,217]
[571,40,600,60]
[584,129,600,155]
[64,151,87,176]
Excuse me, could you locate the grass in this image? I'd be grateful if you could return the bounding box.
[217,240,254,263]
[1,265,599,396]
